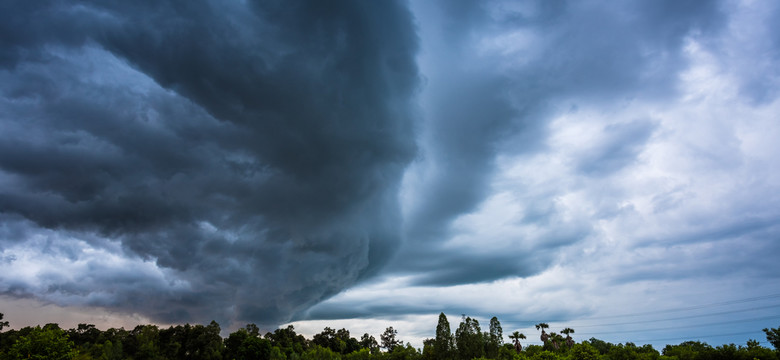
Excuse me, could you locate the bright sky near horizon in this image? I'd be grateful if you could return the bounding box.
[1,0,780,350]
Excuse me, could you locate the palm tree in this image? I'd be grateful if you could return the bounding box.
[561,328,575,348]
[534,323,549,344]
[549,332,562,350]
[509,331,526,353]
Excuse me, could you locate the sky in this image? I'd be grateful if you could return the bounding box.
[1,0,780,351]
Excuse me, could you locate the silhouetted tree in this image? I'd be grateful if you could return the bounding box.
[509,331,526,353]
[360,333,380,354]
[380,326,401,351]
[765,325,780,351]
[0,313,9,331]
[485,316,503,358]
[455,316,483,360]
[535,323,549,345]
[433,313,454,360]
[265,324,308,356]
[561,327,575,349]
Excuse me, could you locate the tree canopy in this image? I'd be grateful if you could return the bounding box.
[0,315,777,360]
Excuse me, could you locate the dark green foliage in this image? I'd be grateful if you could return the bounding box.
[455,316,484,360]
[313,327,344,353]
[486,317,503,358]
[300,345,340,360]
[497,344,521,360]
[98,339,124,360]
[360,333,380,354]
[524,344,544,357]
[766,326,780,351]
[312,327,360,354]
[584,337,613,355]
[6,325,77,360]
[433,313,454,360]
[130,324,163,360]
[381,327,401,352]
[224,327,272,360]
[663,340,714,359]
[604,342,659,360]
[570,342,600,360]
[0,316,776,360]
[386,342,422,360]
[265,324,308,356]
[530,350,557,360]
[0,313,9,332]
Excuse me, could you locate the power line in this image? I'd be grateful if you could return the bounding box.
[500,292,780,325]
[501,303,780,328]
[582,293,780,320]
[518,330,771,346]
[571,304,780,328]
[631,330,764,343]
[575,314,780,336]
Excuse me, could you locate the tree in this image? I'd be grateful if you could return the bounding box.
[246,323,260,337]
[509,331,526,353]
[434,313,454,360]
[7,325,78,360]
[99,339,125,360]
[301,345,340,360]
[0,313,9,331]
[570,343,600,360]
[313,327,344,353]
[455,316,484,360]
[337,328,361,354]
[548,332,562,351]
[359,333,379,354]
[561,328,575,349]
[486,317,503,358]
[265,324,308,356]
[130,324,162,360]
[764,326,780,351]
[381,326,401,351]
[185,320,223,360]
[535,323,549,345]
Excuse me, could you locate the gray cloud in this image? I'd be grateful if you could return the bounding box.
[386,0,726,288]
[576,119,658,176]
[0,0,419,326]
[3,1,779,342]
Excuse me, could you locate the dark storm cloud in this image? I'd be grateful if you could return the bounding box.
[725,0,780,104]
[389,0,727,287]
[0,0,419,326]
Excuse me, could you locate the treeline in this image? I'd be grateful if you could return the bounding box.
[0,312,778,360]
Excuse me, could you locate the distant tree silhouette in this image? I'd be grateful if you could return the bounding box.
[0,312,9,331]
[535,323,549,344]
[765,325,780,351]
[509,331,526,353]
[561,327,575,348]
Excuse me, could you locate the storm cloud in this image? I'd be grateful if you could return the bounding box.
[390,0,726,287]
[295,2,780,350]
[0,0,419,326]
[3,0,780,348]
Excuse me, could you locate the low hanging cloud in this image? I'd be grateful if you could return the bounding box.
[0,0,419,326]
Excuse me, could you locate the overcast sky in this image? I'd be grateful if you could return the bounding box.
[2,0,780,350]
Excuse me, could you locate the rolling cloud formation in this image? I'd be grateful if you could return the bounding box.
[0,0,419,326]
[2,0,780,343]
